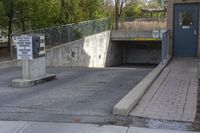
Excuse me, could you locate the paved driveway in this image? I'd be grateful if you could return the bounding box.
[0,66,152,123]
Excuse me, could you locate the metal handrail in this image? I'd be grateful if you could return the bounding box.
[161,30,170,64]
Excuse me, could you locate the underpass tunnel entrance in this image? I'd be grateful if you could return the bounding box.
[112,40,162,66]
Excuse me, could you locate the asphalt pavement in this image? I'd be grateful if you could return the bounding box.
[0,66,152,124]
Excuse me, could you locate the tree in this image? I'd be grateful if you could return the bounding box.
[58,0,104,24]
[114,0,126,30]
[0,0,7,35]
[79,0,103,20]
[101,0,114,28]
[0,0,107,52]
[28,0,60,29]
[14,0,32,32]
[144,0,167,18]
[58,0,79,24]
[146,0,162,8]
[114,0,144,29]
[123,3,142,18]
[1,0,15,51]
[101,0,114,17]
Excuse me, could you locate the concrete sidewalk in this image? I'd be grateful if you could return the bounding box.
[0,121,199,133]
[130,59,198,122]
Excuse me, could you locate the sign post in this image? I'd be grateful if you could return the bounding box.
[16,35,33,60]
[11,34,56,88]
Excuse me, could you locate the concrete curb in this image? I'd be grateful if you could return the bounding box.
[0,59,21,68]
[113,57,172,116]
[11,74,56,88]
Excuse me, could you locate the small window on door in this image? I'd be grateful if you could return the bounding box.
[179,11,193,28]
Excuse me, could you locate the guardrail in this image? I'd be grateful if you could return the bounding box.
[161,30,170,63]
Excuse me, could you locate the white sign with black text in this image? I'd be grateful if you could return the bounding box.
[16,35,33,60]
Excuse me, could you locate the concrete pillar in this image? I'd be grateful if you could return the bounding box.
[123,46,127,64]
[11,56,55,88]
[22,57,46,79]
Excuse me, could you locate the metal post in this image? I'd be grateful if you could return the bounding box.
[59,26,62,45]
[10,34,13,59]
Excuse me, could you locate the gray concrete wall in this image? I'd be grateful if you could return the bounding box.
[46,31,122,68]
[116,41,161,64]
[0,31,122,68]
[105,41,123,67]
[0,60,21,69]
[22,57,46,79]
[126,47,161,64]
[0,31,161,68]
[111,30,154,41]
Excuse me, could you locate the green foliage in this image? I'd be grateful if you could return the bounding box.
[0,1,7,30]
[101,0,114,29]
[0,0,107,35]
[123,3,142,18]
[146,0,162,8]
[28,0,60,29]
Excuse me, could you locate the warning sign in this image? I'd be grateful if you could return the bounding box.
[16,35,33,60]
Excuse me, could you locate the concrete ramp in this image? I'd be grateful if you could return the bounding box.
[130,59,199,122]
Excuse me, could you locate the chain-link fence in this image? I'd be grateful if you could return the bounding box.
[20,18,109,48]
[11,18,109,58]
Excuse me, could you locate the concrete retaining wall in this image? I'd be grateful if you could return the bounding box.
[111,30,154,40]
[126,48,161,64]
[113,41,161,65]
[0,30,161,68]
[0,60,21,69]
[125,43,161,64]
[46,31,122,67]
[0,31,122,68]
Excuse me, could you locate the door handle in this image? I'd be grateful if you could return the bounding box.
[194,30,197,36]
